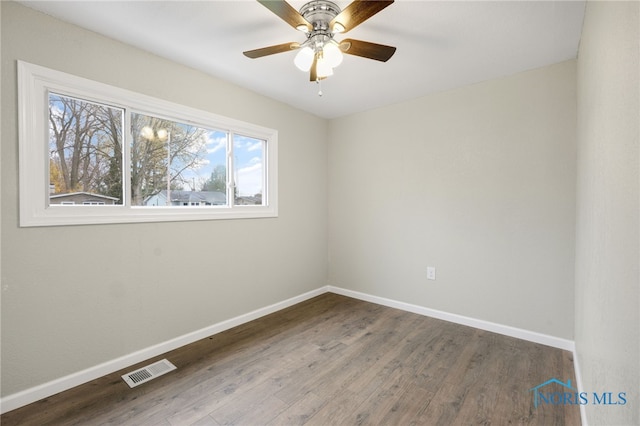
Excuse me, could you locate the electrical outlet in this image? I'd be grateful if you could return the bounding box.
[427,266,436,280]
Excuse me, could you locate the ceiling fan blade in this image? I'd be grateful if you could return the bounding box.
[258,0,312,32]
[310,53,318,81]
[309,53,328,81]
[330,0,394,33]
[243,42,300,59]
[339,39,396,62]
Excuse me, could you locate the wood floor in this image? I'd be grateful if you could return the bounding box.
[1,293,580,425]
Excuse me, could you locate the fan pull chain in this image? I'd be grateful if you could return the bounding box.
[317,79,323,97]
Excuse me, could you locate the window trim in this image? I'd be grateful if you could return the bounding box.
[18,60,278,227]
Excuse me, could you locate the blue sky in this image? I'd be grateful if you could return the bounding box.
[233,134,264,196]
[178,129,264,197]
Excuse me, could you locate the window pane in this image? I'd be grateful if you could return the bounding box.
[48,93,124,205]
[131,113,228,207]
[233,134,265,205]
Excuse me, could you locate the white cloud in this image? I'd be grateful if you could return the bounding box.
[236,162,262,196]
[207,135,226,154]
[247,141,263,152]
[238,163,262,174]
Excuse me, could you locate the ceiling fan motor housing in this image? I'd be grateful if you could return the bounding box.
[300,0,340,32]
[299,0,342,54]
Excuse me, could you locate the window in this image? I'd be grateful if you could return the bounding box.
[48,93,124,206]
[18,61,277,226]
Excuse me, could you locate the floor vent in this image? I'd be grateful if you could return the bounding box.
[121,359,176,388]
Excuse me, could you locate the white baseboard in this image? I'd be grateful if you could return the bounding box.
[0,286,329,415]
[2,284,576,415]
[328,286,576,352]
[572,347,589,426]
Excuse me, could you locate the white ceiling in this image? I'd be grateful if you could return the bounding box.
[20,0,586,119]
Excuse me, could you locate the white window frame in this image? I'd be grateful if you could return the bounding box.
[18,61,278,227]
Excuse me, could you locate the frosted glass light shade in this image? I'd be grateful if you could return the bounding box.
[294,46,314,72]
[316,56,334,78]
[140,126,154,140]
[156,128,169,141]
[323,42,343,68]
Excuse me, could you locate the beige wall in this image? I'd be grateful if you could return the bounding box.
[575,1,639,425]
[1,2,328,397]
[328,61,577,339]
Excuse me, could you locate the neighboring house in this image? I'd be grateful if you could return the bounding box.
[144,190,226,206]
[49,192,120,205]
[235,194,262,205]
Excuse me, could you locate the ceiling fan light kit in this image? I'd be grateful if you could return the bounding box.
[244,0,396,91]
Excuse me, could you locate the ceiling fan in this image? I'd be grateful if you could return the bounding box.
[243,0,396,84]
